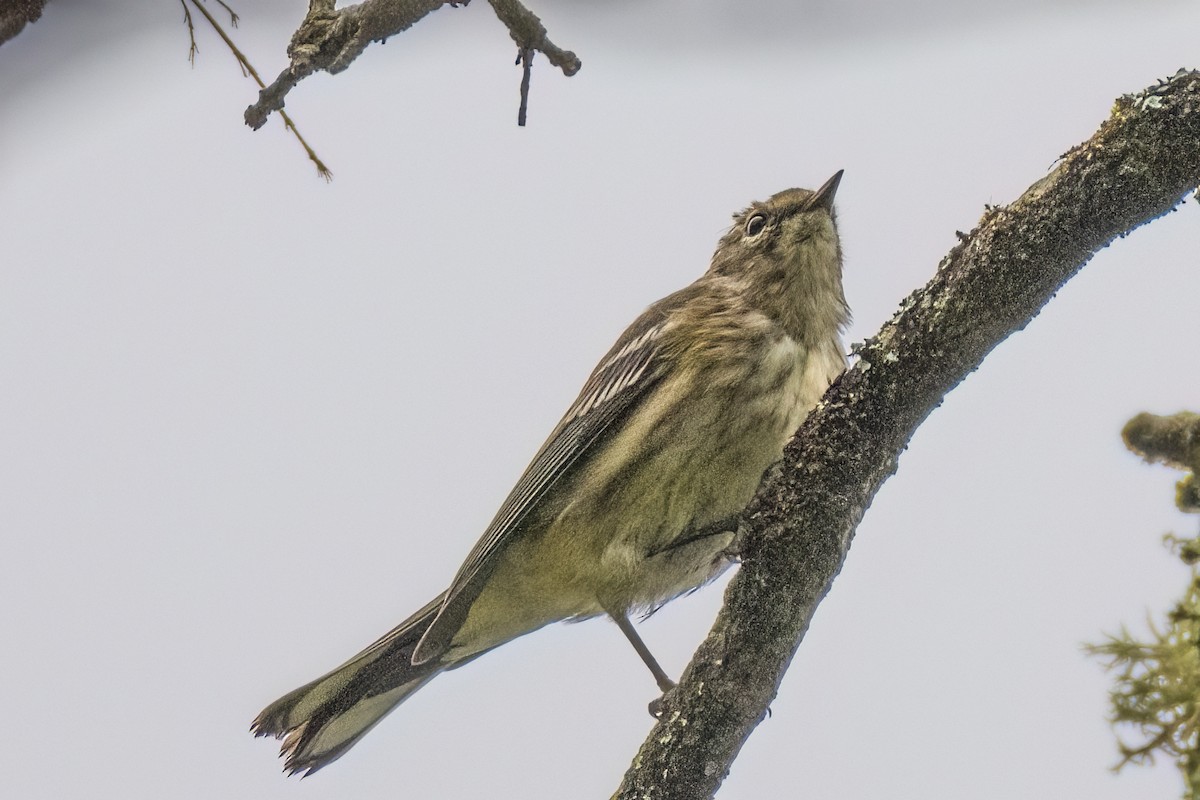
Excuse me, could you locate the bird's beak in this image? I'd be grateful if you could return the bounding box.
[804,169,844,212]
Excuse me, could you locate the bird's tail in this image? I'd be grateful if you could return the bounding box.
[251,593,448,776]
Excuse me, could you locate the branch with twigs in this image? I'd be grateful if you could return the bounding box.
[182,0,331,180]
[244,0,580,131]
[613,68,1200,800]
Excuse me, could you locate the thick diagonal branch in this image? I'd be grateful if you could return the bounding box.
[614,69,1200,800]
[245,0,579,130]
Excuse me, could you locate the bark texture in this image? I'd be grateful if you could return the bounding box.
[0,0,44,46]
[615,68,1200,800]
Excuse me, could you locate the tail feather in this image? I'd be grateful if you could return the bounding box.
[252,594,447,776]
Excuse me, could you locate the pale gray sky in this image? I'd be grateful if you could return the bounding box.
[2,2,1198,798]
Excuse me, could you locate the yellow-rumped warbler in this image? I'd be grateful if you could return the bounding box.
[252,172,849,775]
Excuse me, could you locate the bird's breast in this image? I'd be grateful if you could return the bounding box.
[534,325,845,612]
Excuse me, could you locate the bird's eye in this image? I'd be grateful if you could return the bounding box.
[745,214,767,237]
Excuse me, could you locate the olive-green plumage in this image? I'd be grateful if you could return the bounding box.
[252,172,850,776]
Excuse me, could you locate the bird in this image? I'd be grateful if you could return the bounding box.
[252,171,849,776]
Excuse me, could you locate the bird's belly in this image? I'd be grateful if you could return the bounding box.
[453,335,844,652]
[556,334,834,612]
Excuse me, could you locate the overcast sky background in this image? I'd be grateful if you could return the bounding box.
[3,1,1199,798]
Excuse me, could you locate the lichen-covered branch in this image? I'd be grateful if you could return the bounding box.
[1087,591,1200,796]
[1085,410,1200,796]
[1124,411,1200,513]
[244,0,580,130]
[614,69,1200,800]
[1124,412,1200,471]
[0,0,44,47]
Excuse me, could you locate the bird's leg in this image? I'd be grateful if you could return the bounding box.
[611,613,675,693]
[611,613,676,717]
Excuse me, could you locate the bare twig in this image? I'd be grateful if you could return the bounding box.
[214,0,239,26]
[181,0,199,64]
[186,0,331,180]
[614,68,1200,800]
[517,48,533,126]
[244,0,580,130]
[488,0,579,125]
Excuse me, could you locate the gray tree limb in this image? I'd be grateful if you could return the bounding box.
[244,0,580,130]
[0,0,44,47]
[614,68,1200,800]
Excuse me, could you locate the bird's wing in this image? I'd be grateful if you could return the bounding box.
[412,307,676,662]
